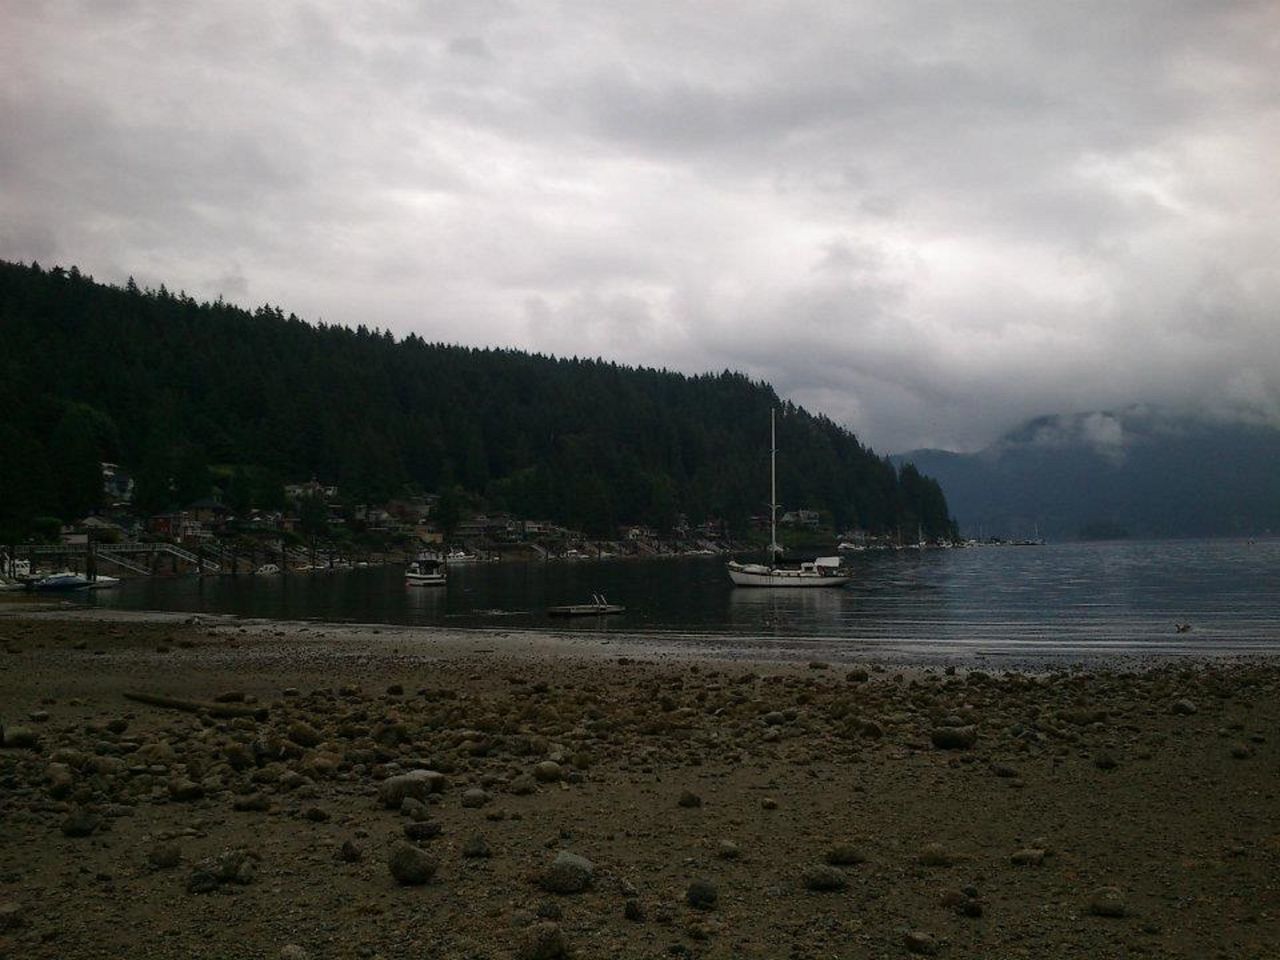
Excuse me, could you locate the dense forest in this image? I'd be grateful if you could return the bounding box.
[0,260,954,541]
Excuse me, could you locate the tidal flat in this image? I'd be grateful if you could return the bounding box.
[0,610,1276,959]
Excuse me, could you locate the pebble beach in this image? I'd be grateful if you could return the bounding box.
[0,607,1277,959]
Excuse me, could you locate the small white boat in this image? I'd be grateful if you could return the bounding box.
[33,571,92,591]
[406,554,446,586]
[87,575,120,589]
[727,409,851,589]
[445,548,481,564]
[255,563,281,576]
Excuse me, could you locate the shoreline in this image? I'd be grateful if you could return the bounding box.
[1,611,1277,958]
[3,602,1276,675]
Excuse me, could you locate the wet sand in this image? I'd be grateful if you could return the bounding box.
[0,608,1277,959]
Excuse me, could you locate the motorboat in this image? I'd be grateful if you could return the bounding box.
[406,553,446,586]
[726,409,851,589]
[32,571,92,591]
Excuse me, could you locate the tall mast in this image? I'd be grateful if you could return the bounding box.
[770,407,778,559]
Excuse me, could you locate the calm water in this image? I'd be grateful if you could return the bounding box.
[86,539,1280,663]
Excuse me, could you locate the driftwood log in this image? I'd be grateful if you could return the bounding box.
[123,691,269,720]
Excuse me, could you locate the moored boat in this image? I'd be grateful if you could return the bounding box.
[406,553,446,586]
[33,571,92,591]
[727,409,851,589]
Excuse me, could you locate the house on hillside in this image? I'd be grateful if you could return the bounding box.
[101,462,135,505]
[780,509,821,529]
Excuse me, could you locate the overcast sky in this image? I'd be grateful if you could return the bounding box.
[4,1,1278,452]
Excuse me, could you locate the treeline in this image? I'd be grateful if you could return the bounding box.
[0,260,955,540]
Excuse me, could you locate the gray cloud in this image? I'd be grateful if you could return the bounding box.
[3,0,1278,453]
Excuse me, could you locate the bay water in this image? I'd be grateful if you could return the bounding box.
[84,538,1280,665]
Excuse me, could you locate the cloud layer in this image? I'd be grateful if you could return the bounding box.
[4,1,1278,451]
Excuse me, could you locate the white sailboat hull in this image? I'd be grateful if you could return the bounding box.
[726,561,850,588]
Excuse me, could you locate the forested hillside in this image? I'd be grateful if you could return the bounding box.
[0,260,953,539]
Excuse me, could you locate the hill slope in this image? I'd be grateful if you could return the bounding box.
[0,260,953,539]
[896,408,1280,540]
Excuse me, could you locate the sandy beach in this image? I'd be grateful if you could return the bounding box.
[0,606,1277,959]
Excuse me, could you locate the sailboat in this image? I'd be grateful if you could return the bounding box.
[726,409,851,588]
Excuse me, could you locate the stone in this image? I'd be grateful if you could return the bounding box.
[404,821,442,842]
[1093,752,1118,771]
[388,843,438,885]
[286,721,322,748]
[400,796,430,821]
[533,761,563,783]
[802,864,848,891]
[918,843,954,867]
[540,851,594,894]
[1088,886,1126,917]
[233,793,271,812]
[148,842,183,869]
[991,763,1019,779]
[931,726,977,750]
[461,787,492,808]
[509,773,538,795]
[188,849,259,893]
[1,725,38,750]
[825,843,867,866]
[0,902,25,931]
[61,807,99,837]
[624,898,646,922]
[45,762,74,799]
[338,839,363,863]
[903,930,939,955]
[1010,848,1046,866]
[677,789,702,808]
[379,770,446,808]
[716,839,741,860]
[846,668,870,683]
[462,834,492,858]
[940,888,983,916]
[1231,743,1253,760]
[686,878,718,910]
[1171,699,1198,715]
[304,806,329,822]
[168,778,204,802]
[535,900,562,920]
[515,921,567,960]
[279,946,311,960]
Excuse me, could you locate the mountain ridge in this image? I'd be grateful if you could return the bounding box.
[894,406,1280,540]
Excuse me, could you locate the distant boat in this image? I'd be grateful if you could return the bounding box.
[548,594,625,616]
[254,563,281,576]
[32,571,91,591]
[406,553,446,587]
[727,409,850,589]
[445,548,482,564]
